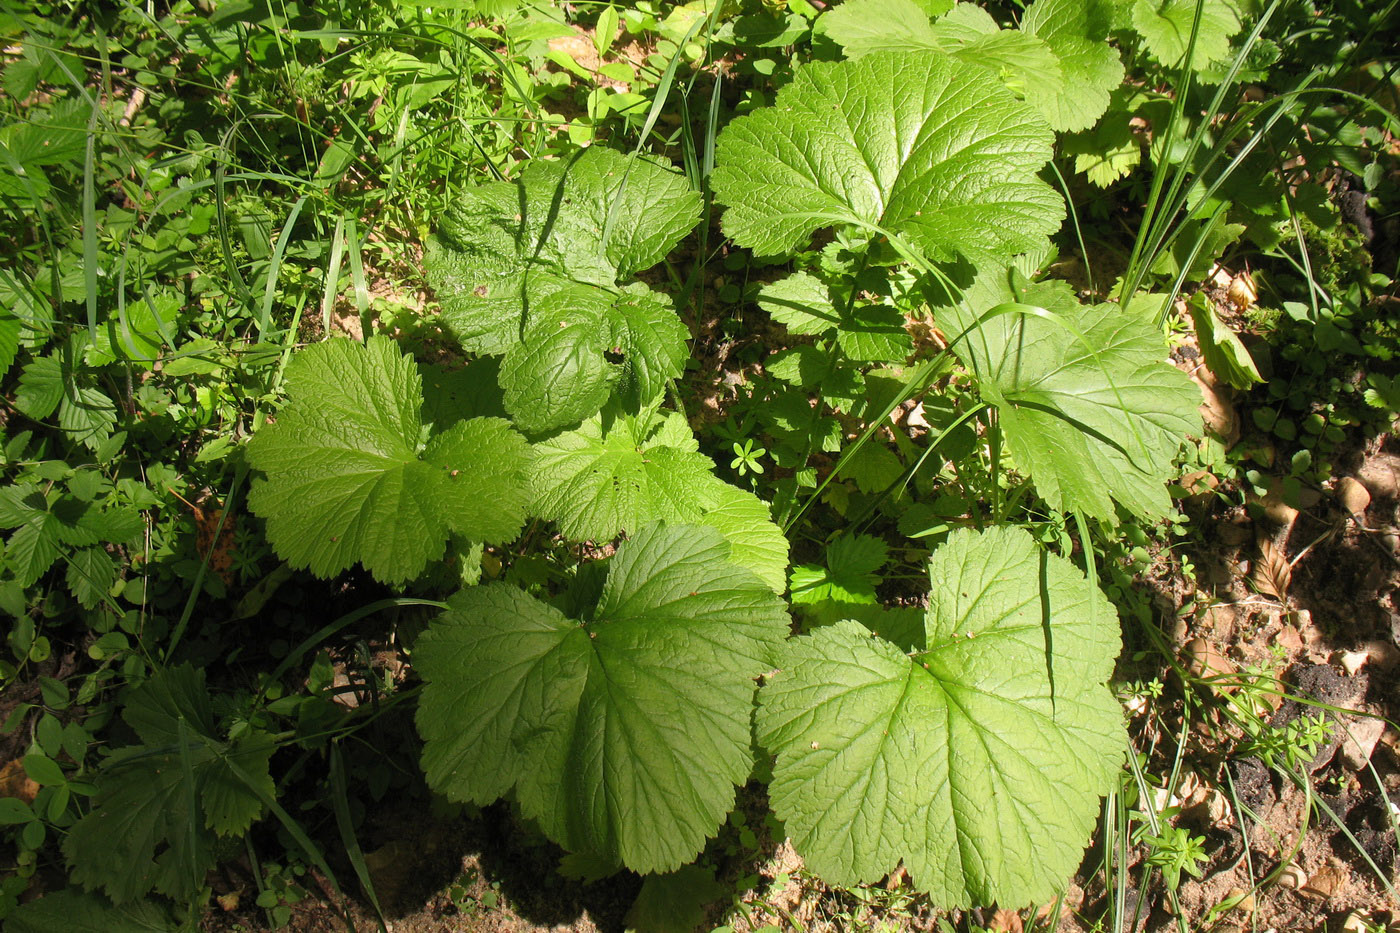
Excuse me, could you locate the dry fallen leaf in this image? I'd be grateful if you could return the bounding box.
[1253,535,1292,601]
[990,907,1024,932]
[0,759,39,804]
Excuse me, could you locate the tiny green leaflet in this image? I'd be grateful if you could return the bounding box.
[759,526,1125,907]
[414,523,790,874]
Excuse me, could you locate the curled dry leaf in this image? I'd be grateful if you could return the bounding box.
[1253,535,1292,601]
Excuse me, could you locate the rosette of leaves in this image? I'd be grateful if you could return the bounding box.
[821,0,1123,132]
[423,147,701,433]
[711,51,1063,265]
[936,266,1201,521]
[246,336,531,585]
[414,523,790,874]
[759,526,1124,907]
[64,666,275,905]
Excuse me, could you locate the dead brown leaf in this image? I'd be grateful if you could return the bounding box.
[989,908,1024,932]
[1253,535,1292,601]
[0,758,39,803]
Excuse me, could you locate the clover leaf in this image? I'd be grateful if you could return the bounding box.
[246,336,530,585]
[712,52,1062,264]
[414,523,790,874]
[759,526,1124,908]
[424,147,699,432]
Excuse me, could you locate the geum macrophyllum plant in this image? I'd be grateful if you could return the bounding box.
[238,32,1199,919]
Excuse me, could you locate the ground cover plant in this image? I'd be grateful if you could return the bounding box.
[1,0,1398,931]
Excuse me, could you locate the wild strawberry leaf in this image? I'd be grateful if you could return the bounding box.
[711,52,1062,264]
[759,526,1124,908]
[246,337,530,584]
[423,148,699,429]
[5,889,172,933]
[415,523,790,874]
[939,269,1200,520]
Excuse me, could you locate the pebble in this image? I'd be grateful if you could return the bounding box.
[1339,716,1386,770]
[1186,637,1236,687]
[1277,861,1307,889]
[1337,476,1371,518]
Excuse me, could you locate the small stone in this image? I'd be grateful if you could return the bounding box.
[1338,649,1370,676]
[1340,716,1386,770]
[1186,637,1236,688]
[1342,911,1376,933]
[1337,476,1371,518]
[1358,454,1400,499]
[1277,861,1307,889]
[1299,859,1345,900]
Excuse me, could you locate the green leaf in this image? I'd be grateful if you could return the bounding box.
[87,294,178,368]
[15,354,63,419]
[758,273,840,335]
[625,865,727,933]
[759,526,1124,908]
[65,546,115,610]
[59,386,117,452]
[1021,0,1124,131]
[691,484,790,594]
[6,889,172,933]
[1186,294,1260,390]
[424,147,700,424]
[64,666,275,904]
[247,336,531,584]
[530,407,714,541]
[825,0,1120,132]
[789,534,888,626]
[415,523,790,874]
[712,53,1062,264]
[836,304,913,363]
[1130,0,1241,69]
[939,271,1200,520]
[499,283,688,434]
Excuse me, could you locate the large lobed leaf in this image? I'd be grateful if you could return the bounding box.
[414,523,790,874]
[822,0,1122,133]
[246,336,530,584]
[423,147,700,432]
[759,526,1124,907]
[529,406,789,591]
[711,52,1063,264]
[938,269,1200,520]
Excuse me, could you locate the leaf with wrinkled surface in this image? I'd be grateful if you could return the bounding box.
[759,526,1124,907]
[247,337,530,584]
[712,53,1062,264]
[415,523,790,874]
[938,270,1200,520]
[424,147,699,427]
